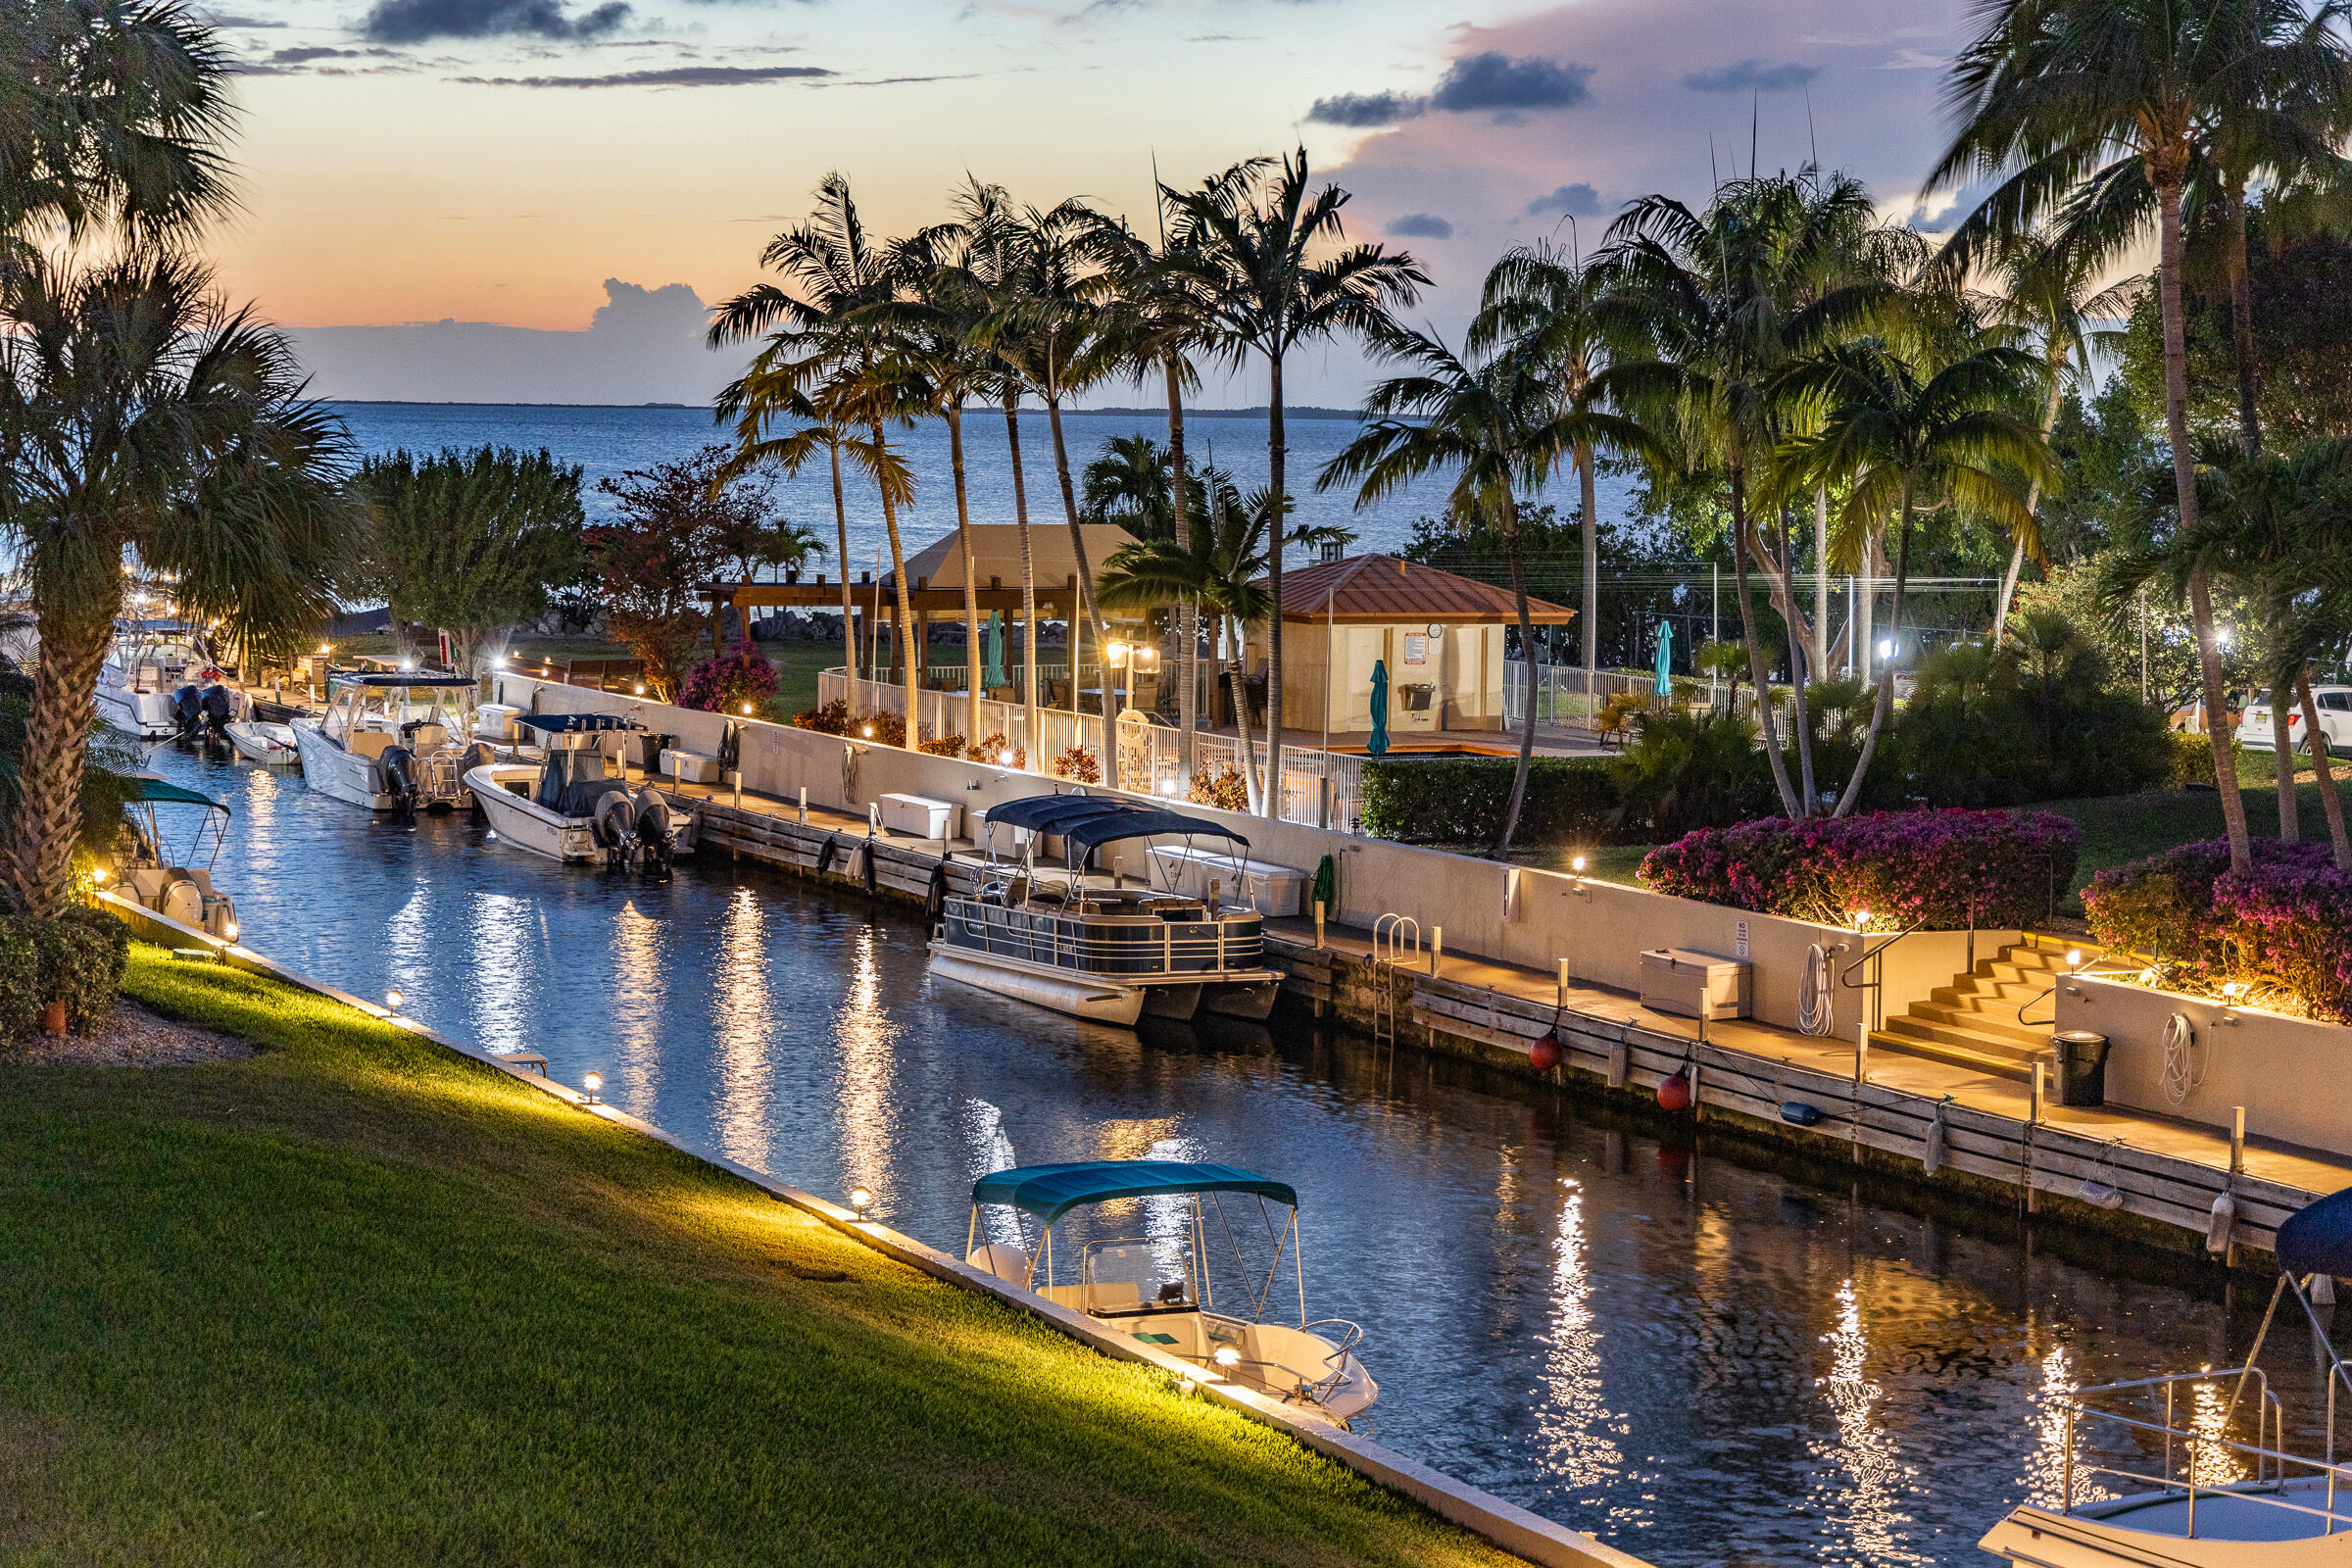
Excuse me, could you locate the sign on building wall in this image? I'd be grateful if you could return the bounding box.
[1403,633,1429,665]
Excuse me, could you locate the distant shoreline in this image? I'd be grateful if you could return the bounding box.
[326,400,1371,420]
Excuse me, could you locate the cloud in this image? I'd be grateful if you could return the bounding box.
[273,45,375,62]
[1524,181,1601,218]
[1427,52,1592,114]
[1679,58,1820,92]
[454,62,832,85]
[362,0,630,45]
[1306,89,1423,127]
[198,10,285,24]
[1386,212,1452,239]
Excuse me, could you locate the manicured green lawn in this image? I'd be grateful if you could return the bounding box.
[0,947,1518,1568]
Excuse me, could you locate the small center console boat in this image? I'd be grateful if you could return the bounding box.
[224,720,299,764]
[96,619,221,741]
[929,794,1281,1026]
[292,672,486,811]
[109,774,238,940]
[1982,1189,2352,1565]
[464,712,696,867]
[964,1159,1376,1427]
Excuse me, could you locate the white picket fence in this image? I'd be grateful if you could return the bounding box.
[819,669,1366,833]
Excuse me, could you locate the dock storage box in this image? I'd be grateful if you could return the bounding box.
[659,748,722,784]
[1639,948,1752,1022]
[475,703,519,741]
[878,792,961,840]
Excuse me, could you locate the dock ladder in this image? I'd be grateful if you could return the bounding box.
[1372,913,1420,1045]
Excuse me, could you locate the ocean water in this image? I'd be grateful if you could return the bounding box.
[329,402,1638,588]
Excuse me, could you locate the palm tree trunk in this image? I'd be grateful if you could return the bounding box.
[1578,438,1597,727]
[1996,369,2067,640]
[1814,487,1829,679]
[1166,355,1197,779]
[1004,388,1038,763]
[1835,484,1913,818]
[10,586,115,918]
[2271,591,2298,844]
[1494,488,1539,858]
[1045,395,1109,743]
[829,440,857,685]
[868,418,920,746]
[1777,504,1816,815]
[2224,181,2262,458]
[1263,354,1287,821]
[2160,171,2249,871]
[1729,468,1801,817]
[2297,670,2350,870]
[948,402,982,746]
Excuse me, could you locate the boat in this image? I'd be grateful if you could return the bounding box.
[106,774,238,940]
[928,794,1282,1027]
[94,618,221,740]
[962,1159,1375,1427]
[1981,1189,2352,1565]
[292,671,487,811]
[463,712,696,867]
[224,720,299,764]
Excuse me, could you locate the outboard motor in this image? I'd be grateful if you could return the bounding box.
[199,683,234,739]
[634,789,676,875]
[171,684,205,743]
[378,745,418,815]
[592,790,639,864]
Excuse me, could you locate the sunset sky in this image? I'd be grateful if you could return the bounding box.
[210,0,1974,404]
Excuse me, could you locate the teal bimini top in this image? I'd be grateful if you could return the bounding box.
[125,775,227,814]
[970,1160,1298,1226]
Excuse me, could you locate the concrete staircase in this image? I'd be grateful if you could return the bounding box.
[1867,939,2099,1084]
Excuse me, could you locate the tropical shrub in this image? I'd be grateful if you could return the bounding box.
[0,907,129,1039]
[677,645,780,713]
[971,733,1024,769]
[1189,766,1249,811]
[793,698,851,734]
[1051,746,1101,784]
[1358,757,1620,845]
[917,732,968,758]
[1610,711,1771,838]
[1641,808,2080,931]
[855,712,906,748]
[2084,838,2352,1021]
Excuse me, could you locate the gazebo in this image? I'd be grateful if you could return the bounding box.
[1255,554,1577,744]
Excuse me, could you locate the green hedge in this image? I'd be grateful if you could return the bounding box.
[0,907,129,1038]
[1359,756,1620,845]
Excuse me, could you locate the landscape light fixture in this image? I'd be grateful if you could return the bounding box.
[741,703,753,716]
[222,921,238,943]
[634,683,647,696]
[1568,853,1592,899]
[384,989,403,1014]
[1212,1347,1241,1370]
[89,865,106,885]
[1851,908,1871,932]
[582,1071,603,1103]
[998,748,1014,767]
[2067,949,2083,971]
[1179,1374,1200,1396]
[861,724,874,739]
[849,1186,874,1217]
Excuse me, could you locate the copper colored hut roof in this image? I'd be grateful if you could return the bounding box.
[1256,553,1578,625]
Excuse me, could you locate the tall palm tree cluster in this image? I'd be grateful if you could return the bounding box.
[0,0,358,920]
[708,153,1426,805]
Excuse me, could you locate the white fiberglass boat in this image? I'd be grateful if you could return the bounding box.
[464,712,695,867]
[963,1160,1375,1428]
[293,671,485,811]
[224,720,298,763]
[1981,1191,2352,1566]
[929,794,1280,1027]
[108,774,238,940]
[95,618,220,740]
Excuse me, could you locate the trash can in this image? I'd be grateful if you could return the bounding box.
[2054,1030,2110,1107]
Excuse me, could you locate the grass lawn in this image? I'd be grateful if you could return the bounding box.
[0,947,1521,1568]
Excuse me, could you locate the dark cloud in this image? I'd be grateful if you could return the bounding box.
[454,63,832,85]
[1525,182,1602,219]
[273,45,371,62]
[1427,52,1592,114]
[198,10,286,24]
[1680,58,1821,92]
[1306,89,1424,127]
[362,0,629,45]
[1386,212,1453,239]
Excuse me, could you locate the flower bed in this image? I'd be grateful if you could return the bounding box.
[2084,838,2352,1021]
[1640,808,2080,931]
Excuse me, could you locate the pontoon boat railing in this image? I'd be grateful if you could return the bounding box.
[2053,1367,2339,1537]
[944,903,1264,976]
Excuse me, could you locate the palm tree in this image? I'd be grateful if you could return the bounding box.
[1078,433,1176,537]
[1171,150,1426,815]
[710,172,923,740]
[711,373,871,685]
[0,253,356,915]
[1774,324,2060,815]
[1319,320,1597,854]
[1927,0,2343,872]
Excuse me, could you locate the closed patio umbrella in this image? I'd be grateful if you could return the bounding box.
[1653,619,1674,698]
[983,612,1006,691]
[1369,658,1391,757]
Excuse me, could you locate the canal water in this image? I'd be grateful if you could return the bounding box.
[143,741,2328,1567]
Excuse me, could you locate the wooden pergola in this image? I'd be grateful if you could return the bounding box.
[695,575,1093,659]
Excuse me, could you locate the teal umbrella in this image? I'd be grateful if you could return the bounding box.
[1653,619,1675,697]
[1368,659,1391,757]
[982,612,1006,690]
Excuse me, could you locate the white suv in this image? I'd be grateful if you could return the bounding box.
[2238,686,2352,752]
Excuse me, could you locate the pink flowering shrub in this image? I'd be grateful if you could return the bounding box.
[2084,838,2352,1021]
[678,645,779,713]
[1640,808,2079,931]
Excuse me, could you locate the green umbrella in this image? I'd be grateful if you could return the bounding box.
[1369,659,1391,757]
[982,612,1006,690]
[1653,619,1674,698]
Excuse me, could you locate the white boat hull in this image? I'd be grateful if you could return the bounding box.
[96,682,177,740]
[225,721,299,764]
[466,764,603,861]
[291,720,397,809]
[928,945,1148,1025]
[1982,1490,2352,1566]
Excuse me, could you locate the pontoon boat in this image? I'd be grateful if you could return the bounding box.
[929,795,1281,1026]
[293,671,487,811]
[964,1159,1375,1427]
[1981,1188,2352,1565]
[109,774,237,939]
[464,712,695,866]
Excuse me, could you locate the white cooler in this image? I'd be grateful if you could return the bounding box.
[1639,948,1752,1022]
[659,748,723,784]
[878,792,961,840]
[475,703,519,741]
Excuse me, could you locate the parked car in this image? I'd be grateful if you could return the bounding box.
[2237,686,2352,752]
[2171,689,2250,735]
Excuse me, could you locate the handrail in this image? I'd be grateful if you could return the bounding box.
[1838,918,1928,988]
[1838,917,1926,1038]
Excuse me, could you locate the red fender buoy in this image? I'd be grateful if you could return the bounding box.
[1656,1071,1692,1112]
[1528,1038,1562,1073]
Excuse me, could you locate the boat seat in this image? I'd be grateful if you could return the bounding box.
[170,867,215,896]
[407,721,450,751]
[1084,1281,1147,1312]
[349,730,394,760]
[967,1243,1031,1285]
[128,868,172,904]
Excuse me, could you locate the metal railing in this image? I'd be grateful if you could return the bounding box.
[2056,1368,2336,1537]
[1838,917,1927,1039]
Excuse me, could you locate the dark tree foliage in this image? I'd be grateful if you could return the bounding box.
[588,445,777,700]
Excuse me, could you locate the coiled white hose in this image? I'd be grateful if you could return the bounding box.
[2161,1011,2202,1106]
[1797,944,1836,1037]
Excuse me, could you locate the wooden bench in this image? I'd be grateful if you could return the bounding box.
[877,793,961,840]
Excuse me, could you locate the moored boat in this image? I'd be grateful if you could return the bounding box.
[224,720,299,763]
[95,619,219,740]
[928,795,1280,1026]
[292,672,486,811]
[464,712,695,866]
[107,774,238,940]
[963,1159,1375,1427]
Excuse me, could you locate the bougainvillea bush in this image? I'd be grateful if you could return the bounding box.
[677,645,779,713]
[1640,808,2080,931]
[2084,838,2352,1021]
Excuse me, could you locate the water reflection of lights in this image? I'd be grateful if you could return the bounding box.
[831,924,897,1210]
[1533,1181,1628,1502]
[609,900,664,1102]
[466,892,532,1055]
[962,1099,1025,1248]
[2021,1339,2112,1509]
[1811,1277,1932,1567]
[2188,1374,2250,1490]
[710,886,773,1163]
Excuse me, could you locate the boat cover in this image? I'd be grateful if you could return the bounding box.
[517,712,641,733]
[970,1160,1298,1225]
[1059,809,1248,853]
[124,775,227,813]
[982,795,1130,834]
[2278,1187,2352,1279]
[331,671,478,689]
